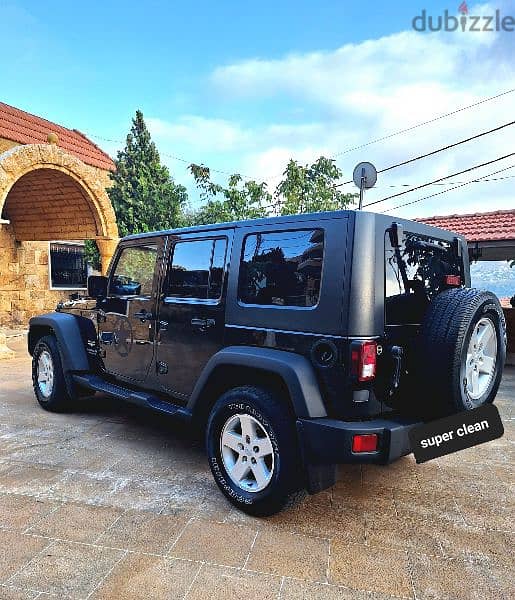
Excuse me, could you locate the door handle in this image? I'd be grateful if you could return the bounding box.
[191,317,215,329]
[134,310,153,322]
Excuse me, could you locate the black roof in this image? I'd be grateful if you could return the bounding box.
[121,210,355,241]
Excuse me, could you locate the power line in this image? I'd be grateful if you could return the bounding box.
[335,119,515,186]
[363,152,515,208]
[331,87,515,159]
[382,163,515,214]
[343,173,515,189]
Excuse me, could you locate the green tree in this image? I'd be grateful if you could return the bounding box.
[186,164,270,225]
[84,240,101,271]
[276,156,356,215]
[108,110,187,236]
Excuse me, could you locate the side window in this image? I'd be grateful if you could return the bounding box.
[110,244,158,296]
[238,229,324,308]
[166,238,228,300]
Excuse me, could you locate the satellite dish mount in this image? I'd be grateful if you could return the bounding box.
[352,162,377,210]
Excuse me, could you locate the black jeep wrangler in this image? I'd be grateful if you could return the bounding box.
[28,211,506,515]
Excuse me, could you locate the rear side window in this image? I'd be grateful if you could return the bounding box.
[238,229,324,307]
[166,238,227,300]
[385,230,462,324]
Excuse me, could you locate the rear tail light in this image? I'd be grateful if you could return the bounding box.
[351,340,377,382]
[352,434,378,453]
[445,274,461,286]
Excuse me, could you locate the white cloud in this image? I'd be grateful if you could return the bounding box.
[148,4,515,216]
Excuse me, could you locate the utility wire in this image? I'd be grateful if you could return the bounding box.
[331,87,515,159]
[381,163,515,213]
[363,152,515,208]
[335,119,515,186]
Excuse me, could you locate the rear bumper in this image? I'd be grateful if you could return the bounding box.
[297,415,420,466]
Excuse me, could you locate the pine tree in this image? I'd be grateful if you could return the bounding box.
[108,110,187,236]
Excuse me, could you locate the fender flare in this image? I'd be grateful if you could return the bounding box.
[28,313,89,372]
[187,346,327,418]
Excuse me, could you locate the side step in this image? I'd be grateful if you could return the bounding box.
[72,374,192,421]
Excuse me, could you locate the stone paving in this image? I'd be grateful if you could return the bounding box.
[0,335,513,599]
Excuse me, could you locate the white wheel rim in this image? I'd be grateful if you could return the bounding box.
[464,317,497,404]
[220,413,275,493]
[37,350,54,399]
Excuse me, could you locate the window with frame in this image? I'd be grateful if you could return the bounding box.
[110,244,158,296]
[166,238,228,300]
[49,242,87,289]
[238,229,324,307]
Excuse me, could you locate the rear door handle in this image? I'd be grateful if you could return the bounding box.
[191,317,215,329]
[134,310,153,322]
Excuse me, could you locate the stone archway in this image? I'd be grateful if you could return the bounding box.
[0,143,118,272]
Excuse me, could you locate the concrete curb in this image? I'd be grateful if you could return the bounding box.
[0,332,15,360]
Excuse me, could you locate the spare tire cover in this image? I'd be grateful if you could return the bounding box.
[416,288,506,416]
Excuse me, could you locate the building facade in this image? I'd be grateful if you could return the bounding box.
[0,102,118,327]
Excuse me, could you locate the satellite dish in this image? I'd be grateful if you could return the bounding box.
[353,162,377,189]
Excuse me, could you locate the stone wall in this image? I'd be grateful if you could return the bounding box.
[0,139,117,328]
[0,223,67,326]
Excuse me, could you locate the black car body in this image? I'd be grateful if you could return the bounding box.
[28,210,506,514]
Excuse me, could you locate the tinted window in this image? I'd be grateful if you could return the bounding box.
[167,238,227,299]
[110,245,157,296]
[50,243,87,289]
[238,229,324,307]
[385,230,462,324]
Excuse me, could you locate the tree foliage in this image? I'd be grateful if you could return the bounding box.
[84,240,101,271]
[185,164,270,225]
[276,157,356,215]
[108,110,187,236]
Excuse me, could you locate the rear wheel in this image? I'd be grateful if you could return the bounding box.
[32,335,71,412]
[417,288,506,416]
[206,386,306,516]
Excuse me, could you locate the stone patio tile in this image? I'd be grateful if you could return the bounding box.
[454,494,514,532]
[393,489,464,524]
[0,530,50,583]
[281,577,402,599]
[0,463,63,496]
[262,500,366,541]
[409,551,512,600]
[96,508,191,553]
[0,585,40,600]
[187,564,282,600]
[0,494,57,530]
[329,539,412,598]
[50,471,124,505]
[170,519,256,568]
[437,521,515,562]
[26,502,123,543]
[364,512,444,557]
[246,529,329,581]
[362,458,421,493]
[9,540,125,597]
[91,552,199,600]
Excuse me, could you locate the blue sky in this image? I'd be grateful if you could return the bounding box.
[1,0,514,216]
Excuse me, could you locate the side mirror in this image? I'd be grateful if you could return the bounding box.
[87,275,108,298]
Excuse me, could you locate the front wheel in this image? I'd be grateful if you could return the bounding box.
[32,335,71,412]
[206,386,306,516]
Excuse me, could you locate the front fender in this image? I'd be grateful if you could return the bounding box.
[188,346,327,418]
[28,313,89,372]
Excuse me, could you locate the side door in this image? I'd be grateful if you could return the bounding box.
[153,230,232,400]
[98,239,162,382]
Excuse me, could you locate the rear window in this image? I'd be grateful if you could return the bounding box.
[385,230,462,324]
[238,229,324,308]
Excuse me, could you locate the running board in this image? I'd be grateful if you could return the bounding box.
[72,374,192,421]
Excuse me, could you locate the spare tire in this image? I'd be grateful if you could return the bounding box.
[416,288,506,417]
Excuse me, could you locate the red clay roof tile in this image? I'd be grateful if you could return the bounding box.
[416,209,515,242]
[0,101,115,171]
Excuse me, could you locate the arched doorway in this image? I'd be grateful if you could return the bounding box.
[0,143,118,327]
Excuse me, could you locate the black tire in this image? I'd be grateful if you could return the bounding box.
[32,335,71,412]
[417,288,506,417]
[206,386,306,516]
